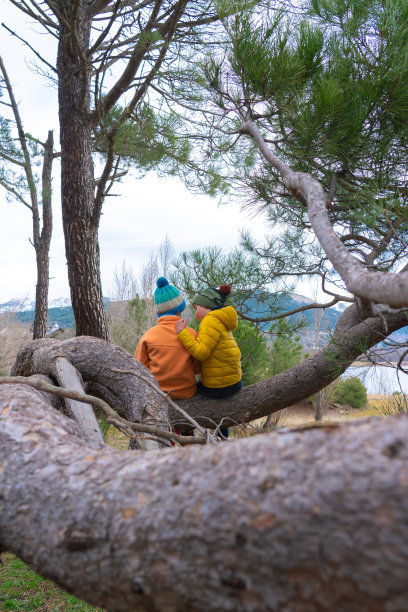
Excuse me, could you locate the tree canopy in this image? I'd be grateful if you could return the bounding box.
[175,0,408,313]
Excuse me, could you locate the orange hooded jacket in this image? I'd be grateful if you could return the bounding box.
[135,315,200,399]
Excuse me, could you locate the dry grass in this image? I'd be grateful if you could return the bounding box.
[234,393,405,435]
[355,393,407,418]
[0,313,31,375]
[105,424,130,450]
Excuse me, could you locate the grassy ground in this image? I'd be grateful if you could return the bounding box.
[0,552,104,611]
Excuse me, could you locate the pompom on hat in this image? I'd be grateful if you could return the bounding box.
[192,284,232,311]
[154,277,186,317]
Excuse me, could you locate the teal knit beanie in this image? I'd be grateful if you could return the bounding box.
[154,277,186,316]
[192,284,232,310]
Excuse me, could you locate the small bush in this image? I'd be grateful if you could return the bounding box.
[333,376,367,409]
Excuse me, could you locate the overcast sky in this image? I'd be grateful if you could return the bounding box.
[0,1,275,304]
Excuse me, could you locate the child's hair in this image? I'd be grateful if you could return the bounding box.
[192,284,232,310]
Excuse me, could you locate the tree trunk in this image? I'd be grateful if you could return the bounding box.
[11,337,171,436]
[314,392,323,422]
[32,246,50,340]
[32,130,54,339]
[32,127,53,339]
[1,382,408,612]
[57,3,109,340]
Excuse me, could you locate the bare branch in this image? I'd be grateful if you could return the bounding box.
[1,24,57,73]
[0,376,206,446]
[6,0,58,29]
[0,150,25,168]
[237,296,343,324]
[111,367,215,441]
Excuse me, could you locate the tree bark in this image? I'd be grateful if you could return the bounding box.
[32,131,54,340]
[1,383,408,612]
[11,336,172,439]
[52,356,105,444]
[57,3,109,339]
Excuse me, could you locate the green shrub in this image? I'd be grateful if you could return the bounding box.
[333,376,367,409]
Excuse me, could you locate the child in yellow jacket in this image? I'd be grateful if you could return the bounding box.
[175,284,242,400]
[135,278,200,400]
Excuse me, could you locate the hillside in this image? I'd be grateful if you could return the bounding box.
[16,306,76,329]
[244,292,345,332]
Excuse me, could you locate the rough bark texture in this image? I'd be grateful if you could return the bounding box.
[57,5,109,339]
[32,130,54,340]
[52,357,104,444]
[11,336,171,436]
[1,383,408,612]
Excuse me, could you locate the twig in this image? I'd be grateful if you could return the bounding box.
[111,368,216,443]
[0,376,205,446]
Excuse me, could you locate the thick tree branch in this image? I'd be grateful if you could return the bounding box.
[177,306,408,426]
[10,306,408,429]
[1,383,408,611]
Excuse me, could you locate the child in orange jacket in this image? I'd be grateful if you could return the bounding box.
[135,277,200,400]
[135,276,200,399]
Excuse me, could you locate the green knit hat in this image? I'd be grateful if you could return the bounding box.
[154,277,186,316]
[192,284,232,310]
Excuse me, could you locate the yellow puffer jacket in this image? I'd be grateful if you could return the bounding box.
[178,306,241,388]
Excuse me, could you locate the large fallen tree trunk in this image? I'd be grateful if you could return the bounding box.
[11,336,173,448]
[11,306,407,430]
[1,383,408,611]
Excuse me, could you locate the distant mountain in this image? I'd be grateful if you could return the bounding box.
[0,297,71,313]
[7,297,114,330]
[15,305,75,329]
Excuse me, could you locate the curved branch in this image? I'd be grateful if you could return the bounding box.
[11,306,406,430]
[11,336,172,450]
[242,120,408,308]
[0,376,206,446]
